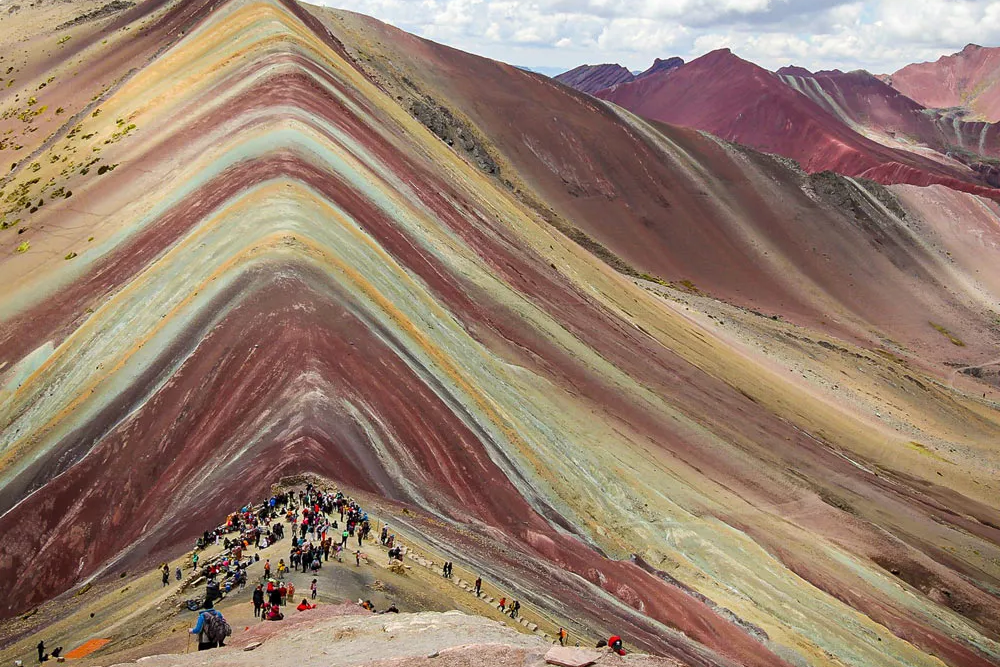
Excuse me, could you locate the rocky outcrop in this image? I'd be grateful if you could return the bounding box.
[635,57,683,80]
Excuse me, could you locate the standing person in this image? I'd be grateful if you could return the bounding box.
[161,564,170,587]
[474,577,482,595]
[175,567,183,581]
[341,529,348,547]
[497,597,506,612]
[192,553,199,570]
[310,578,317,600]
[252,585,264,618]
[557,628,568,646]
[287,582,295,601]
[190,601,228,651]
[355,550,361,566]
[268,584,282,609]
[37,640,45,663]
[263,559,271,579]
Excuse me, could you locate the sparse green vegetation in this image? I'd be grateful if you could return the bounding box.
[907,441,950,463]
[929,321,965,347]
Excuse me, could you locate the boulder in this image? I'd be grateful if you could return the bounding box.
[544,646,604,667]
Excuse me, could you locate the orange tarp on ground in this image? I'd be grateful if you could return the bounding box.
[63,638,111,659]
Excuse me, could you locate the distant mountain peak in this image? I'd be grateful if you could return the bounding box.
[636,56,684,80]
[776,65,812,77]
[554,63,635,94]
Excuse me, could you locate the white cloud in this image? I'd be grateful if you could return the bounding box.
[315,0,1000,74]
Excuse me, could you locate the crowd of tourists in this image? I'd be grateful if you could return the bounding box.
[187,484,392,650]
[177,482,624,656]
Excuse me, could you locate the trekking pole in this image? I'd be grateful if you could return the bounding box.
[187,632,192,653]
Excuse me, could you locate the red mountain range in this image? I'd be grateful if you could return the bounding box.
[557,46,1000,196]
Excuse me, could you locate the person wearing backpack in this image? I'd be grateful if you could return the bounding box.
[190,600,230,651]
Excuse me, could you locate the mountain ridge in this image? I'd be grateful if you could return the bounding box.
[0,3,999,667]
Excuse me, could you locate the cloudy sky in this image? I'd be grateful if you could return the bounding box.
[316,0,1000,74]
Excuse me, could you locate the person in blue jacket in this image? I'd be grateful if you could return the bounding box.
[190,600,226,651]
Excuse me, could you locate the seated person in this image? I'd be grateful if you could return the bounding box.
[296,598,316,611]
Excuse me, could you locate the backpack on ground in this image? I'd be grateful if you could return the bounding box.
[203,611,232,644]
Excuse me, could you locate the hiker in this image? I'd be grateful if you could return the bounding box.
[310,578,317,600]
[263,559,271,579]
[355,550,361,566]
[497,597,506,612]
[557,628,567,646]
[475,577,482,595]
[279,583,288,605]
[252,585,264,618]
[268,583,282,608]
[190,600,229,651]
[608,635,626,656]
[192,553,199,569]
[511,600,520,618]
[36,640,44,663]
[287,581,295,601]
[341,529,348,547]
[161,564,170,587]
[266,604,284,621]
[296,598,316,611]
[175,567,182,581]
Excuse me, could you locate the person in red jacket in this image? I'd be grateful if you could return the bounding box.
[296,599,316,611]
[608,635,626,655]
